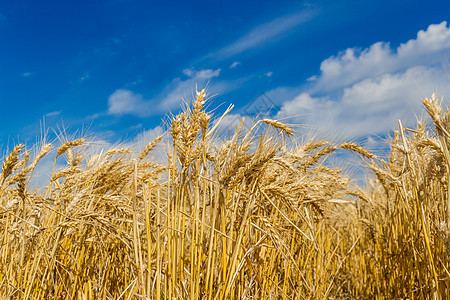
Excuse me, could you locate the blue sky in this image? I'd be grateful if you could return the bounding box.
[1,0,450,149]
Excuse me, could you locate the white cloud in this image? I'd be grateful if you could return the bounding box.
[210,9,317,60]
[182,69,195,77]
[107,68,222,117]
[265,71,273,77]
[311,21,450,93]
[278,66,450,138]
[230,61,241,69]
[398,22,450,58]
[108,89,148,117]
[275,22,450,139]
[193,69,221,79]
[44,111,61,118]
[313,42,394,92]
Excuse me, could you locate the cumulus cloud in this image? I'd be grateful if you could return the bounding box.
[275,22,450,139]
[310,22,450,93]
[278,67,449,137]
[398,22,450,58]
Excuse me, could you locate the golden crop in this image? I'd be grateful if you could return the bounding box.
[0,90,449,299]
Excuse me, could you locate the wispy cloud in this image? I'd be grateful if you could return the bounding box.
[209,8,317,60]
[229,61,241,69]
[44,111,61,118]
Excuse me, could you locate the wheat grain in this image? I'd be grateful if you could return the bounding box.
[56,138,85,158]
[139,135,163,160]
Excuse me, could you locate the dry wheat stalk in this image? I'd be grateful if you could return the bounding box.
[1,90,449,299]
[1,144,25,183]
[260,119,294,136]
[139,135,163,160]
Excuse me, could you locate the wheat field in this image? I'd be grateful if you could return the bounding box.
[0,89,449,299]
